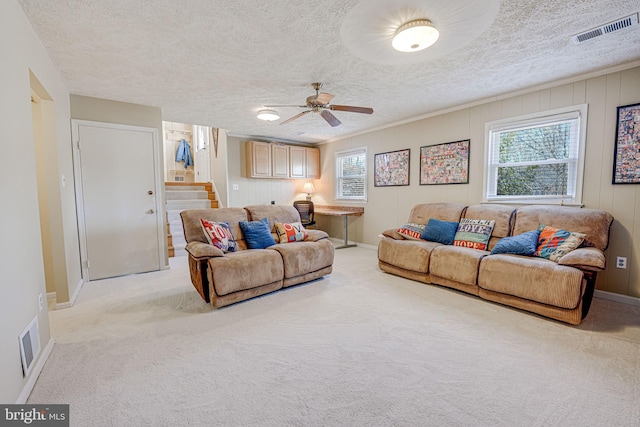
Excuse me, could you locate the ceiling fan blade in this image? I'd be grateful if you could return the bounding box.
[280,110,311,125]
[320,110,342,127]
[264,104,306,108]
[330,105,374,114]
[315,92,335,105]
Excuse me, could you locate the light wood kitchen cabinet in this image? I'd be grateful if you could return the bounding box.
[289,146,306,179]
[246,141,271,178]
[246,141,320,179]
[305,147,320,179]
[271,144,290,178]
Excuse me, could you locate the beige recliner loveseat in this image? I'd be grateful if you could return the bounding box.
[181,205,334,308]
[378,203,613,325]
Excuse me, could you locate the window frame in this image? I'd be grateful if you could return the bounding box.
[483,104,588,206]
[335,147,367,201]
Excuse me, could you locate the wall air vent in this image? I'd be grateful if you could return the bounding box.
[572,13,639,44]
[19,316,40,377]
[174,176,184,182]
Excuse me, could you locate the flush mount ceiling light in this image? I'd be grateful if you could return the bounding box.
[392,19,440,52]
[257,109,280,121]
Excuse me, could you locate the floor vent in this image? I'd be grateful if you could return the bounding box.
[572,13,639,44]
[19,316,40,377]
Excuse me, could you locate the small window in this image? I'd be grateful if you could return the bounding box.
[335,147,367,201]
[484,104,588,205]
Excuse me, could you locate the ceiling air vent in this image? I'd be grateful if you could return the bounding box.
[572,13,639,44]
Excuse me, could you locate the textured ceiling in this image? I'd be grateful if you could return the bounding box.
[18,0,640,144]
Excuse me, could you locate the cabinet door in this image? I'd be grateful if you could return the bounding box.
[305,148,320,178]
[289,146,306,178]
[246,141,271,178]
[272,144,290,178]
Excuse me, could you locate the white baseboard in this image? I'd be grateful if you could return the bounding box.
[16,337,54,404]
[594,290,640,307]
[46,292,56,299]
[55,278,84,310]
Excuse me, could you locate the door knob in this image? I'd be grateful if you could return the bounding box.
[148,190,154,195]
[145,209,155,214]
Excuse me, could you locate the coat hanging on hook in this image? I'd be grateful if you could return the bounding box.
[175,139,193,169]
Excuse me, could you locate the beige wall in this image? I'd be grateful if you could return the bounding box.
[319,65,640,298]
[227,136,312,207]
[0,0,81,403]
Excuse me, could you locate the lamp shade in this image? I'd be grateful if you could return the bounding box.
[303,183,315,194]
[392,19,439,53]
[257,109,280,121]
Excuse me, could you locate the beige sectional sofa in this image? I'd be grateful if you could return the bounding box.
[180,205,334,308]
[378,203,613,325]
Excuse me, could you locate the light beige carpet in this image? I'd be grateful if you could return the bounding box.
[28,247,640,426]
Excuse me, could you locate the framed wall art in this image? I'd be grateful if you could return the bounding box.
[374,149,410,187]
[420,139,470,185]
[612,102,640,184]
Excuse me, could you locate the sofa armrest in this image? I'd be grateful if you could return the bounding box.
[558,247,606,271]
[381,228,406,240]
[185,241,225,259]
[305,229,330,242]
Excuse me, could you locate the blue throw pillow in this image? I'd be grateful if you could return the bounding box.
[420,218,459,245]
[490,230,540,256]
[239,218,276,249]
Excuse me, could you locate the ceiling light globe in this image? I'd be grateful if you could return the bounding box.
[257,109,280,121]
[392,19,440,53]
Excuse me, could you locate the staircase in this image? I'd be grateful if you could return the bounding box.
[166,182,218,257]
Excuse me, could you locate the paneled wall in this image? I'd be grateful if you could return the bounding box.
[318,65,640,298]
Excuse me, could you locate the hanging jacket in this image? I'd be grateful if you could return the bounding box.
[175,139,193,169]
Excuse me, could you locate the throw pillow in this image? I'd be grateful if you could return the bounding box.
[239,217,276,249]
[453,218,496,251]
[420,219,459,245]
[274,221,308,243]
[200,219,237,253]
[396,223,426,240]
[535,224,586,262]
[490,230,540,256]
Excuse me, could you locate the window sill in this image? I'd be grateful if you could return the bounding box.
[482,199,583,207]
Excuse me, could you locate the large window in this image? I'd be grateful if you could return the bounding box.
[335,147,367,201]
[484,105,588,205]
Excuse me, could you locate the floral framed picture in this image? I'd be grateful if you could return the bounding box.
[374,149,410,187]
[420,140,470,185]
[612,102,640,184]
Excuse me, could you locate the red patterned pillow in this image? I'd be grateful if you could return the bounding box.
[535,224,585,262]
[274,222,308,243]
[200,219,237,252]
[396,223,426,240]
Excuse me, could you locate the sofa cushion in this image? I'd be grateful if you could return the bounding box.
[209,250,283,296]
[181,208,248,246]
[430,245,487,286]
[396,223,426,240]
[478,255,584,309]
[271,239,334,279]
[378,238,442,273]
[453,218,495,250]
[408,203,466,225]
[512,205,613,251]
[420,218,459,245]
[200,219,237,253]
[274,221,308,243]
[535,225,586,262]
[463,204,516,251]
[239,218,276,249]
[490,230,539,256]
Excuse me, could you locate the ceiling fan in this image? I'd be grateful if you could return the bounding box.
[265,83,373,127]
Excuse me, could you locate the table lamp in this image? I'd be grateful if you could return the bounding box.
[303,182,315,201]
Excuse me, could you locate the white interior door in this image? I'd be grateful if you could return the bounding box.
[75,122,162,280]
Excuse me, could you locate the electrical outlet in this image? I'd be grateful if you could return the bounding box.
[616,256,627,269]
[271,200,275,205]
[38,293,44,311]
[232,184,239,191]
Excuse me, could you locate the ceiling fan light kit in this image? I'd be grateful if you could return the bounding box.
[257,109,280,121]
[392,19,440,52]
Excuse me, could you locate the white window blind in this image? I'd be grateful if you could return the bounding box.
[335,147,367,200]
[484,105,587,205]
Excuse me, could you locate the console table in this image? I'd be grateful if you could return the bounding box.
[314,206,364,249]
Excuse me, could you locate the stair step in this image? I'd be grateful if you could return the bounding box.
[166,199,213,210]
[166,190,209,200]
